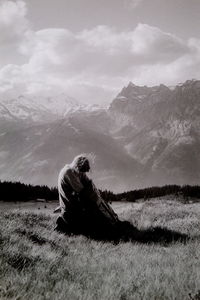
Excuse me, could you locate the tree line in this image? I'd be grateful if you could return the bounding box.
[0,180,200,202]
[115,185,200,202]
[0,181,58,202]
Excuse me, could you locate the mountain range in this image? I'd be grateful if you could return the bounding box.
[1,79,200,192]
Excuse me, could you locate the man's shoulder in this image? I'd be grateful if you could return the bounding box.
[59,165,70,177]
[59,165,76,177]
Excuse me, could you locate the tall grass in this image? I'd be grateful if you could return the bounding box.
[1,198,200,299]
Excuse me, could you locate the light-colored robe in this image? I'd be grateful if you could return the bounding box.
[58,163,119,225]
[58,164,84,212]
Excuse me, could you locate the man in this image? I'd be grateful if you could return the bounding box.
[55,154,119,238]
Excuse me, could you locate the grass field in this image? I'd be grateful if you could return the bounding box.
[1,197,200,300]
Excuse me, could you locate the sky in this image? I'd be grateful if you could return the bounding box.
[0,0,200,105]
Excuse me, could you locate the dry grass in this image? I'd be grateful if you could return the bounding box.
[1,198,200,299]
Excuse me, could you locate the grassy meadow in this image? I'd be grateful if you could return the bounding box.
[1,197,200,300]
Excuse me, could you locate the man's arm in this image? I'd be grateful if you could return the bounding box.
[65,169,84,193]
[79,177,119,224]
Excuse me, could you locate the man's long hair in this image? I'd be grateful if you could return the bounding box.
[71,154,90,171]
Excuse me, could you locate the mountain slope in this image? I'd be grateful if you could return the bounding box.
[0,110,140,192]
[1,79,200,191]
[109,79,200,186]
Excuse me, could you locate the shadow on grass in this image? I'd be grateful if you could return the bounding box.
[55,218,190,245]
[91,223,189,245]
[120,224,189,245]
[3,252,38,272]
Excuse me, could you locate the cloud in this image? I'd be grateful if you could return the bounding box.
[0,0,200,104]
[0,0,31,67]
[131,24,190,61]
[0,0,28,42]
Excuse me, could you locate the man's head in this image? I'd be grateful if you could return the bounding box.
[71,155,90,172]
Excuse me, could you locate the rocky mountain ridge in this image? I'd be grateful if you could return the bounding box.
[0,79,200,191]
[109,79,200,186]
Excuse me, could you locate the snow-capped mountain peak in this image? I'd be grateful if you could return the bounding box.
[0,92,82,123]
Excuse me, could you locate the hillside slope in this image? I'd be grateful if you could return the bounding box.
[1,79,200,191]
[1,199,200,299]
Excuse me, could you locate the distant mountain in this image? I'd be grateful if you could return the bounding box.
[109,79,200,186]
[0,93,82,125]
[0,112,140,192]
[1,79,200,192]
[0,92,140,191]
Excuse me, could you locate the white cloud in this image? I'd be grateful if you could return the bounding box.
[0,0,31,67]
[0,0,28,42]
[0,0,200,104]
[131,24,189,61]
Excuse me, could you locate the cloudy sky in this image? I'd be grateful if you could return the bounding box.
[0,0,200,105]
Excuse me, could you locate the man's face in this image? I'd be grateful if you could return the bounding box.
[80,160,90,172]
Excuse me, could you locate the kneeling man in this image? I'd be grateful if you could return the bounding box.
[55,154,119,238]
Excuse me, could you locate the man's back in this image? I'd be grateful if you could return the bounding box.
[56,155,119,236]
[58,164,84,212]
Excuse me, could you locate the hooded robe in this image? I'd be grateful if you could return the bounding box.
[57,155,119,235]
